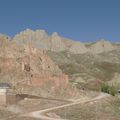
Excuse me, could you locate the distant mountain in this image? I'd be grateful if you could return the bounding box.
[13,29,117,54]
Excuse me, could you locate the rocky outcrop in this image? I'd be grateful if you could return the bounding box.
[20,46,69,87]
[14,29,51,50]
[50,32,66,52]
[0,38,69,90]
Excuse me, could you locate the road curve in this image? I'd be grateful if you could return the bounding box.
[23,93,109,120]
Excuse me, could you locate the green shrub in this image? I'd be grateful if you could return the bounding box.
[101,83,117,96]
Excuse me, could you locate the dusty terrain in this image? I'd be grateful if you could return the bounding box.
[0,97,67,120]
[0,91,102,120]
[25,93,108,120]
[54,95,120,120]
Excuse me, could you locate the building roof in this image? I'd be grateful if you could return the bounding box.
[0,83,12,89]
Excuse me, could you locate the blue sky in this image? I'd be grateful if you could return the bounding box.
[0,0,120,42]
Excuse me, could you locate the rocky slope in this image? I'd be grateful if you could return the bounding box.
[47,49,120,91]
[0,34,69,97]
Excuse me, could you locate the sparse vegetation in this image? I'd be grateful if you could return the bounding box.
[48,51,120,91]
[101,83,117,96]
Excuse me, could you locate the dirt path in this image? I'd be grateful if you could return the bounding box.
[23,93,109,120]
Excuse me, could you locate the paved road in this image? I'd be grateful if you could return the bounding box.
[23,93,109,120]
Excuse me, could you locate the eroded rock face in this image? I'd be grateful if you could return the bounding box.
[20,46,69,87]
[14,29,51,50]
[0,39,69,93]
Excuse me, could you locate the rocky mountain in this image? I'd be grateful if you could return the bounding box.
[13,29,50,50]
[13,29,117,54]
[14,29,66,52]
[0,29,120,96]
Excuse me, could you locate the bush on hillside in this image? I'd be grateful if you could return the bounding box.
[101,83,117,96]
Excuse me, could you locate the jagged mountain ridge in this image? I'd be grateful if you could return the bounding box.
[13,29,118,54]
